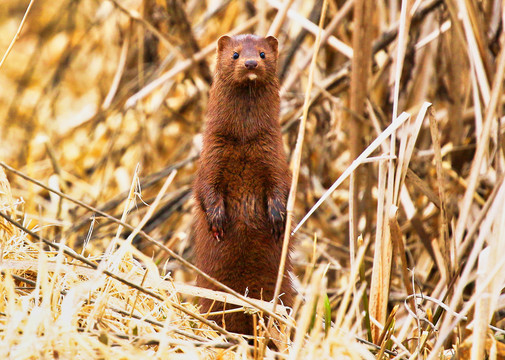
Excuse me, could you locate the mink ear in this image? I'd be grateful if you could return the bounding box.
[265,36,278,54]
[217,35,232,52]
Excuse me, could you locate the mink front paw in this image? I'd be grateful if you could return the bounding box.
[207,203,225,241]
[268,197,287,241]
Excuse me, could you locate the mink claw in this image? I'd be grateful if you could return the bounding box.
[211,225,224,241]
[268,197,287,242]
[271,222,285,242]
[271,223,285,242]
[207,202,225,241]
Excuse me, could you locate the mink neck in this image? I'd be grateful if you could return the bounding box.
[207,77,280,142]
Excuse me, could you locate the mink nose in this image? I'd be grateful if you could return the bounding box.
[244,60,258,69]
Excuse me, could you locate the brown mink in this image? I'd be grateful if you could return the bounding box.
[192,34,295,336]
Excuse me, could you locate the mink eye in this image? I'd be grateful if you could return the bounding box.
[233,52,239,59]
[259,52,265,59]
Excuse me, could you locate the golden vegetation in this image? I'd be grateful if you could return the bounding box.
[1,0,504,358]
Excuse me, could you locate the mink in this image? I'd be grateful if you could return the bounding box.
[192,34,295,336]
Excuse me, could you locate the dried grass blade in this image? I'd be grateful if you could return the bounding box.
[428,107,452,279]
[334,238,368,328]
[268,0,329,338]
[293,111,411,235]
[389,208,415,313]
[369,157,392,342]
[267,0,353,58]
[349,0,375,258]
[428,179,505,359]
[289,266,327,360]
[454,0,490,102]
[267,0,295,37]
[471,194,505,359]
[454,33,505,247]
[0,0,35,69]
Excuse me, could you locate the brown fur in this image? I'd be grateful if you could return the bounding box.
[192,34,295,335]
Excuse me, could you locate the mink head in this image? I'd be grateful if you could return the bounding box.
[215,34,278,86]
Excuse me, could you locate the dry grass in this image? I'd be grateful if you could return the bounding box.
[1,0,505,358]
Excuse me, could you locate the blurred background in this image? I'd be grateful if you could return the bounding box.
[1,0,504,357]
